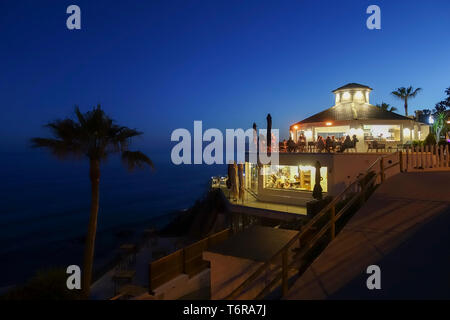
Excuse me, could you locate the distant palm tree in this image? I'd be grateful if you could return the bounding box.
[391,86,422,116]
[31,105,153,298]
[375,102,398,113]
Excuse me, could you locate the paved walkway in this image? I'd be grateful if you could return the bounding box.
[286,171,450,299]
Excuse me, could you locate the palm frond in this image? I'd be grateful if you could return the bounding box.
[121,151,154,171]
[74,106,87,127]
[31,105,151,164]
[389,106,398,112]
[410,87,422,97]
[30,137,83,159]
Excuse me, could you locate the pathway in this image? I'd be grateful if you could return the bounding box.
[285,171,450,299]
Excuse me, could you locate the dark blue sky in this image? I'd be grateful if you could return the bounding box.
[1,0,449,152]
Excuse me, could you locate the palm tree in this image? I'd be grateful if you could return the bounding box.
[375,102,398,113]
[391,86,422,116]
[432,112,448,144]
[31,105,153,298]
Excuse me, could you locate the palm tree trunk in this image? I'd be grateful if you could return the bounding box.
[82,159,100,298]
[404,98,408,116]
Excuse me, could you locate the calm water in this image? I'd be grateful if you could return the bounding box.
[0,150,225,287]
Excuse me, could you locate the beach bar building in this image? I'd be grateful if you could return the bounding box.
[289,83,429,152]
[231,83,430,210]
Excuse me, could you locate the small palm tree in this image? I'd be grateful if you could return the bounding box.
[375,102,398,113]
[391,86,422,116]
[31,105,154,298]
[433,112,448,144]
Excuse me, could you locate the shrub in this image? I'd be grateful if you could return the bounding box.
[424,132,437,145]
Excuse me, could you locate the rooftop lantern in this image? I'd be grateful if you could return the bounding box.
[332,83,372,106]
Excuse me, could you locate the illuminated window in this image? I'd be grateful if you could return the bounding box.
[363,125,401,141]
[263,165,327,192]
[305,130,313,139]
[354,91,363,100]
[342,92,351,100]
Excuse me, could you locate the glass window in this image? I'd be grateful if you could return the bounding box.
[363,125,400,141]
[249,162,258,193]
[263,165,327,192]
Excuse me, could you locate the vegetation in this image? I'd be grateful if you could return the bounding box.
[391,86,422,116]
[424,132,437,146]
[434,87,450,114]
[31,105,153,298]
[375,102,397,112]
[1,269,83,300]
[413,87,449,122]
[159,188,229,239]
[432,112,448,143]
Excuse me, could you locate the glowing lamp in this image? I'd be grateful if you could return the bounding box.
[294,125,298,129]
[325,122,332,126]
[354,91,363,100]
[342,92,350,100]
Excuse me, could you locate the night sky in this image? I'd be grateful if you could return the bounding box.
[1,0,449,152]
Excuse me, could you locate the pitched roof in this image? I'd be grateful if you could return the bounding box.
[294,104,412,125]
[332,83,372,93]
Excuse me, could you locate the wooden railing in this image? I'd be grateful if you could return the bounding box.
[225,152,403,300]
[403,144,450,170]
[148,228,231,292]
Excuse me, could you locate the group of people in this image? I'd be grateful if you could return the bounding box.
[281,134,359,153]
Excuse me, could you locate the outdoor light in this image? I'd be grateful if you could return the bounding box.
[429,115,434,124]
[294,125,298,129]
[343,92,350,99]
[325,122,332,126]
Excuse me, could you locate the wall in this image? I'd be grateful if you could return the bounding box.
[330,153,397,194]
[203,251,274,300]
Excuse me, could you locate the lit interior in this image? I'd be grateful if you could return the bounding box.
[342,92,351,100]
[354,91,363,101]
[362,124,401,141]
[263,165,328,192]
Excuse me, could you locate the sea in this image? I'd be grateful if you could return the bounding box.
[0,150,226,288]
